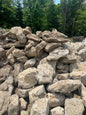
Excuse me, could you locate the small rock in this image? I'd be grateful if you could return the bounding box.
[19,98,27,110]
[0,65,12,83]
[6,46,15,56]
[17,56,28,63]
[24,58,36,69]
[13,63,23,83]
[56,63,69,73]
[27,34,41,42]
[78,48,86,61]
[21,110,28,115]
[7,53,15,64]
[54,73,69,81]
[12,49,25,58]
[17,88,30,98]
[0,47,6,59]
[50,106,64,115]
[45,43,61,52]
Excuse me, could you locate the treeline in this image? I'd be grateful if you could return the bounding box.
[0,0,86,36]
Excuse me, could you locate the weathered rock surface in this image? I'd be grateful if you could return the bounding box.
[81,84,86,107]
[0,91,10,115]
[29,85,46,103]
[50,106,64,115]
[19,98,27,110]
[30,98,49,115]
[8,94,19,115]
[65,98,84,115]
[47,93,65,108]
[24,58,36,69]
[47,80,81,94]
[46,49,69,61]
[21,110,28,115]
[17,68,37,88]
[37,63,55,84]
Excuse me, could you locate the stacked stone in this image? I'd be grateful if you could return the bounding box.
[0,26,86,115]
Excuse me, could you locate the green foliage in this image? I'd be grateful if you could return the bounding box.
[0,0,86,37]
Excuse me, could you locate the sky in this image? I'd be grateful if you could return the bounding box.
[54,0,60,4]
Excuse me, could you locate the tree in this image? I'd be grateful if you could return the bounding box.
[15,0,23,26]
[0,0,17,28]
[60,0,85,36]
[75,5,86,36]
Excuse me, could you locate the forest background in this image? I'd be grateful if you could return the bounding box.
[0,0,86,37]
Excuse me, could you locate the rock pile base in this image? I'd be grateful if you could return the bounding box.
[0,27,86,115]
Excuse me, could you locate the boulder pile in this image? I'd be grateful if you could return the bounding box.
[0,27,86,115]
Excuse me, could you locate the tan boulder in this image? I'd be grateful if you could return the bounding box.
[0,91,10,115]
[47,93,65,108]
[17,68,37,89]
[37,63,55,84]
[12,49,25,58]
[8,94,19,115]
[45,43,61,52]
[46,49,69,61]
[30,98,49,115]
[27,34,41,42]
[65,98,84,115]
[29,85,46,103]
[47,80,81,94]
[10,27,27,43]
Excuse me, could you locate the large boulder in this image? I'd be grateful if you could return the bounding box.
[37,63,55,84]
[30,98,49,115]
[9,27,27,43]
[17,68,37,89]
[45,43,61,52]
[81,84,86,107]
[29,85,46,103]
[0,65,12,83]
[47,79,81,94]
[47,93,65,108]
[0,91,10,115]
[8,94,19,115]
[65,98,84,115]
[70,71,86,86]
[42,32,68,43]
[46,49,69,61]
